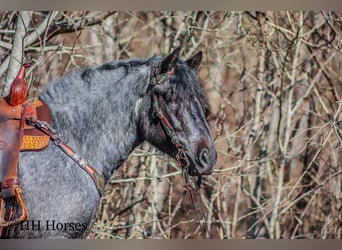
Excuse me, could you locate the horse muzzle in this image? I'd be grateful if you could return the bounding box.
[185,146,217,176]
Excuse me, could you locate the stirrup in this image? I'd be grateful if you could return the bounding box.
[0,186,28,227]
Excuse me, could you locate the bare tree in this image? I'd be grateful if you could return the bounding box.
[1,11,342,239]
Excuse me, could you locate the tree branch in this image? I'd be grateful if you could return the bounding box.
[2,11,32,96]
[0,11,116,94]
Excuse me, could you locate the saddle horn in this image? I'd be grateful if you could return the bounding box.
[6,61,32,106]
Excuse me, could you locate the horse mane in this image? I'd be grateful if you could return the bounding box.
[44,56,207,110]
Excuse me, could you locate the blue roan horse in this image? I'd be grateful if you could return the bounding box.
[10,48,217,238]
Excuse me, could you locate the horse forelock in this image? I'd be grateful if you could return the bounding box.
[168,61,206,110]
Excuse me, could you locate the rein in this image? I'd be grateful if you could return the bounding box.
[150,64,210,239]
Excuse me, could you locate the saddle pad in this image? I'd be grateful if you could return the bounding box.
[20,100,51,151]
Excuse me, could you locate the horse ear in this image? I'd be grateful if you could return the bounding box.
[160,47,180,74]
[186,51,202,70]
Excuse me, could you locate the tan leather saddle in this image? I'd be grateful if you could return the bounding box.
[0,63,104,239]
[0,62,52,237]
[0,97,51,233]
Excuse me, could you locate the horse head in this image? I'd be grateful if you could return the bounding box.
[141,48,217,176]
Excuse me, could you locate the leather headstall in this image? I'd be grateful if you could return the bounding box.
[150,64,190,169]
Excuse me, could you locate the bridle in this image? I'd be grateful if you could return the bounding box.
[150,66,189,168]
[150,63,210,239]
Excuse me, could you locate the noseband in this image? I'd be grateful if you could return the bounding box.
[150,63,209,238]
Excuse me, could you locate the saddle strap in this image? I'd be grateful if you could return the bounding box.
[27,118,105,196]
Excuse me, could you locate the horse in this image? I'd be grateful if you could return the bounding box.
[8,48,217,238]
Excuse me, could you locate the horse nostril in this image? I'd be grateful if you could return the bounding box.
[199,148,210,168]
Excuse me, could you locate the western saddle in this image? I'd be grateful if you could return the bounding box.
[0,62,51,237]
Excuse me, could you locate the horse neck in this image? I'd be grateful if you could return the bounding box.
[40,64,151,181]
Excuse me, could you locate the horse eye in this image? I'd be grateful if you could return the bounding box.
[203,104,210,117]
